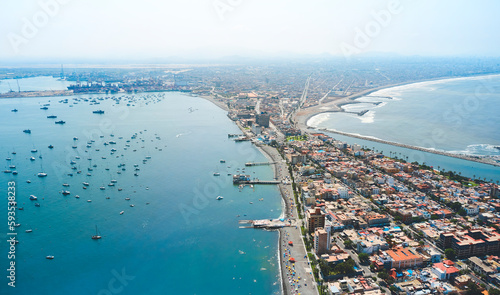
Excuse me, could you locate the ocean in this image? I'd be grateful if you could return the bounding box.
[1,78,282,294]
[308,74,500,182]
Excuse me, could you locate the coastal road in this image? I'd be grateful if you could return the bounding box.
[259,144,319,295]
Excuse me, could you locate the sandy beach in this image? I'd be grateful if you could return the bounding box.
[256,143,319,295]
[294,78,500,168]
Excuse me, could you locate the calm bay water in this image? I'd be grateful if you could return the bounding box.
[309,74,500,182]
[1,81,281,294]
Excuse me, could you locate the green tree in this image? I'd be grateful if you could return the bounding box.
[489,288,500,295]
[445,248,456,260]
[344,239,354,249]
[358,253,370,264]
[465,281,482,295]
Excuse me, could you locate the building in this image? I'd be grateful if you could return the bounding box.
[314,227,329,255]
[357,235,389,254]
[306,207,326,233]
[256,113,270,128]
[365,213,390,227]
[438,229,500,258]
[431,260,459,281]
[468,256,496,277]
[386,248,423,269]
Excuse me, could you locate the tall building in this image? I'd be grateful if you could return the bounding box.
[306,207,325,233]
[314,227,329,255]
[438,229,500,258]
[256,113,270,128]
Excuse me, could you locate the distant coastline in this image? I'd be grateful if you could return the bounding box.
[295,72,500,168]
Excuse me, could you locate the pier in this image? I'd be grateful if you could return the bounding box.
[233,174,280,185]
[245,162,275,166]
[233,136,250,142]
[239,219,291,229]
[228,133,244,138]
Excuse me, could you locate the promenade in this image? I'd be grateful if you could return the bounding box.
[257,144,319,295]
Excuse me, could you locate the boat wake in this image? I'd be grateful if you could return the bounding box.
[449,144,500,157]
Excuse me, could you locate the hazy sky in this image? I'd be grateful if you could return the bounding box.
[1,0,500,62]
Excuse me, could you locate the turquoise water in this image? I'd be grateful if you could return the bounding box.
[1,88,282,294]
[309,74,500,182]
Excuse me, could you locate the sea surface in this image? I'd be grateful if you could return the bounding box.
[308,74,500,182]
[1,78,282,294]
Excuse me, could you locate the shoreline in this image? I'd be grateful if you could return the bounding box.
[297,72,500,126]
[202,94,318,295]
[315,127,500,167]
[295,74,500,168]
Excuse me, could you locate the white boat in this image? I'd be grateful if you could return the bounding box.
[213,172,220,176]
[29,195,37,200]
[37,172,47,177]
[91,225,101,239]
[26,229,33,233]
[82,182,90,186]
[119,211,124,215]
[46,256,54,260]
[30,157,36,161]
[216,196,223,200]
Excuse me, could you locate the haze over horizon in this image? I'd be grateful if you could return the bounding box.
[1,0,500,64]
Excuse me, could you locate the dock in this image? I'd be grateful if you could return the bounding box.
[245,162,274,166]
[233,174,280,185]
[239,219,290,229]
[233,136,250,142]
[228,133,244,138]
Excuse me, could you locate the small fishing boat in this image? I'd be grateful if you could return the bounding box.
[46,256,54,260]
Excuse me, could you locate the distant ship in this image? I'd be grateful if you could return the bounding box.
[37,172,47,177]
[93,110,105,114]
[47,115,57,118]
[11,109,18,112]
[55,120,66,124]
[91,225,102,240]
[23,129,31,134]
[40,106,48,110]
